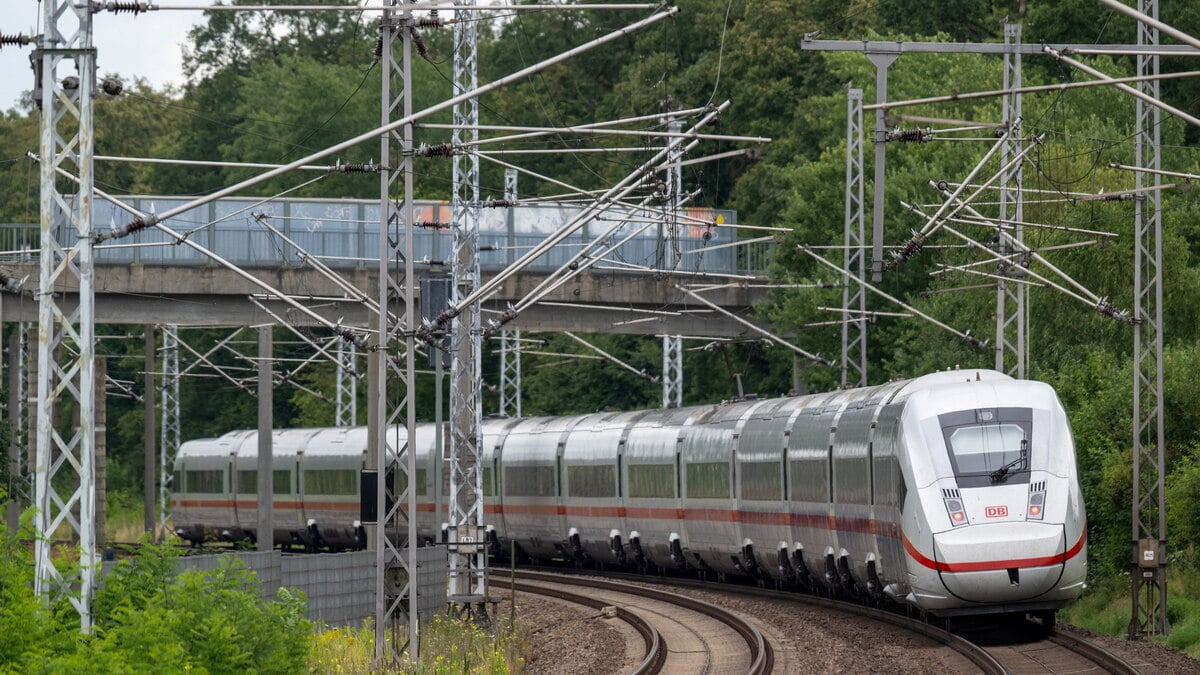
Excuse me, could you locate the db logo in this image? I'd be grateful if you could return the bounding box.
[985,505,1009,518]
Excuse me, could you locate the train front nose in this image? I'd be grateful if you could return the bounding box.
[932,522,1069,603]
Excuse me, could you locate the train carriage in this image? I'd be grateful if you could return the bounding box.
[174,369,1086,622]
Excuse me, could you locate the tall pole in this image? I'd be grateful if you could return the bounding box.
[868,53,898,281]
[143,326,156,534]
[995,20,1026,378]
[33,0,98,632]
[159,325,181,539]
[449,0,487,616]
[1129,0,1169,639]
[256,326,273,552]
[376,1,421,662]
[498,169,522,418]
[842,86,867,388]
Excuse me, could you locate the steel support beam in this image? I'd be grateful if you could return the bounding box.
[1129,0,1169,639]
[498,170,522,419]
[661,335,682,408]
[158,325,181,539]
[6,329,21,532]
[842,87,867,388]
[448,0,487,615]
[336,339,357,426]
[33,0,98,631]
[996,21,1027,378]
[375,3,420,662]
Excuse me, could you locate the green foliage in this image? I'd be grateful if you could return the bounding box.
[0,534,311,673]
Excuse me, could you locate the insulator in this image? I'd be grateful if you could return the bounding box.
[332,162,379,174]
[101,77,124,96]
[95,214,155,243]
[410,29,430,60]
[887,230,926,267]
[414,220,447,230]
[887,127,932,143]
[0,33,32,49]
[373,35,384,59]
[96,1,150,15]
[61,75,79,91]
[415,142,455,157]
[416,18,443,28]
[481,199,515,208]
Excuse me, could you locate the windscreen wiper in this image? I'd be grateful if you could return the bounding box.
[989,455,1026,483]
[989,438,1029,483]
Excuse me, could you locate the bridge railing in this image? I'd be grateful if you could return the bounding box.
[0,196,774,277]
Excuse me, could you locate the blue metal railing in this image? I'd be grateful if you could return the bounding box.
[0,196,774,276]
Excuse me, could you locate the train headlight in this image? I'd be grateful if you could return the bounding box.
[1027,490,1045,520]
[944,498,968,527]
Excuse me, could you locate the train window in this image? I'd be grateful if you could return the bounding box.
[504,466,556,497]
[628,464,674,499]
[789,459,831,502]
[237,470,255,494]
[273,470,291,495]
[303,469,358,496]
[482,466,495,497]
[238,470,293,495]
[740,461,782,501]
[939,408,1032,488]
[567,465,616,498]
[185,470,224,494]
[686,461,730,500]
[172,471,183,492]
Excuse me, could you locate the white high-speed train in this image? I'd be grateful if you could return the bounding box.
[173,369,1086,621]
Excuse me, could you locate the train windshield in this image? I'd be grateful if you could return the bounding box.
[938,407,1032,487]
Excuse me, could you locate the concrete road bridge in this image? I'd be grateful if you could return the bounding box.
[0,196,774,337]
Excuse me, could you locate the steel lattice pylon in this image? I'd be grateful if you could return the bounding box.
[336,339,357,427]
[662,335,682,408]
[376,3,420,662]
[32,0,99,631]
[499,331,522,418]
[995,21,1027,379]
[1129,0,1168,639]
[448,0,487,612]
[6,325,30,531]
[158,325,181,538]
[842,87,867,389]
[498,171,522,419]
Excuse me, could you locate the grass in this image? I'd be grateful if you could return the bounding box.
[1062,572,1200,659]
[310,614,528,674]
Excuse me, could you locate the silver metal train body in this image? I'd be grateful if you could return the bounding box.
[173,369,1086,618]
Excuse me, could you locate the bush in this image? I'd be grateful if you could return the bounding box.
[0,535,311,674]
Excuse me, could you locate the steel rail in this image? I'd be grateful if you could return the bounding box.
[507,569,773,675]
[490,572,666,675]
[1046,631,1142,675]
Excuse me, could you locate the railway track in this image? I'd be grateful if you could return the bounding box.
[963,622,1143,674]
[509,566,1140,674]
[494,568,772,674]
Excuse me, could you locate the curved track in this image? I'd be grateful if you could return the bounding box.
[506,566,1136,674]
[496,569,772,674]
[965,623,1143,674]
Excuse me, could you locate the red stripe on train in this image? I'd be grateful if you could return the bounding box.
[901,527,1087,573]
